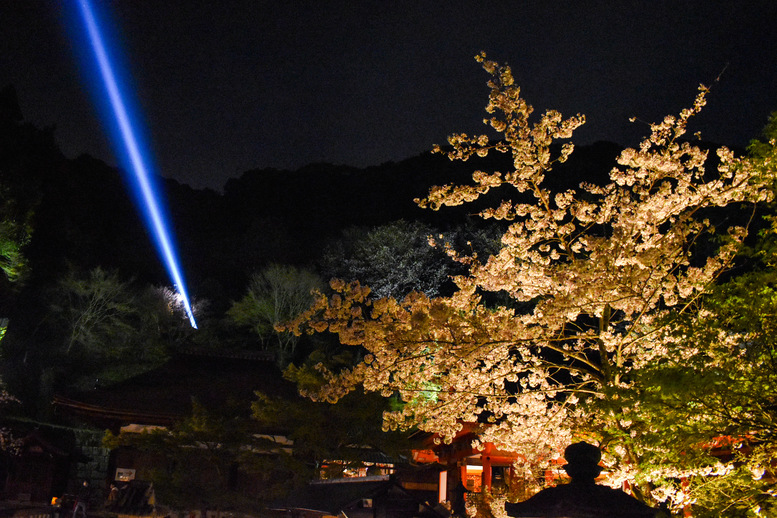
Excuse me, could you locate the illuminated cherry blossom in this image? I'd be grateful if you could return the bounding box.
[284,54,772,502]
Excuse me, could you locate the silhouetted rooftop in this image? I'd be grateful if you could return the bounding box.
[53,350,299,430]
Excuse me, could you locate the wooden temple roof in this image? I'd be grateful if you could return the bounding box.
[52,350,299,430]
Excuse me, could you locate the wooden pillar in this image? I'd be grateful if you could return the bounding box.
[682,478,692,517]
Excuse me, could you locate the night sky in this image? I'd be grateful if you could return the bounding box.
[2,1,776,191]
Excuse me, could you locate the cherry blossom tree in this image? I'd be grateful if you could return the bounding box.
[319,220,456,299]
[319,220,501,299]
[284,54,772,505]
[609,112,777,515]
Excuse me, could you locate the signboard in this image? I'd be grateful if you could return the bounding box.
[115,468,136,482]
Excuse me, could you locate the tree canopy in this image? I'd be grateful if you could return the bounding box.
[227,264,324,367]
[611,112,777,515]
[285,54,774,513]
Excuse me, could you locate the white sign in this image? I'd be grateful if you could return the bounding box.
[115,468,136,482]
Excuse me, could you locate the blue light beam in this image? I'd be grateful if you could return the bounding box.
[75,0,198,328]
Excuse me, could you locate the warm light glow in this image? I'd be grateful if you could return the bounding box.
[438,470,447,503]
[74,0,197,328]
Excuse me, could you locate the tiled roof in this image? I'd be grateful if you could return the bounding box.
[272,476,443,517]
[53,351,299,429]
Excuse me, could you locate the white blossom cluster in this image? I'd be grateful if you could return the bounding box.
[285,54,773,510]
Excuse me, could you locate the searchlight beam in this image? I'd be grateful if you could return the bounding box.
[75,0,198,328]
